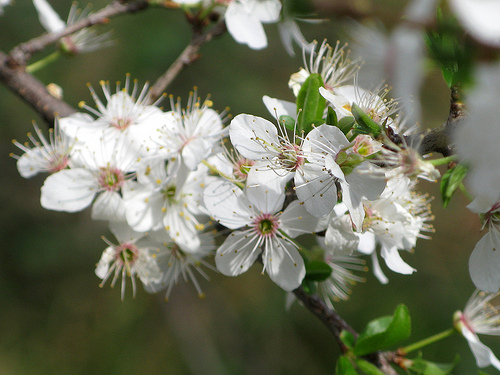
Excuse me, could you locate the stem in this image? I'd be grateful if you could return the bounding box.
[399,328,456,354]
[427,155,457,166]
[201,160,245,189]
[459,183,474,202]
[26,51,61,73]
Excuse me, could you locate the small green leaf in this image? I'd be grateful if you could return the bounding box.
[296,73,326,133]
[440,164,468,208]
[326,106,338,126]
[279,115,296,131]
[340,330,356,351]
[305,260,333,281]
[354,359,386,375]
[336,356,358,375]
[337,116,355,135]
[353,304,411,356]
[351,103,381,137]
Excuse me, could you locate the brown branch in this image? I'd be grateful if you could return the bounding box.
[9,0,149,66]
[418,86,464,156]
[148,20,227,102]
[0,51,76,123]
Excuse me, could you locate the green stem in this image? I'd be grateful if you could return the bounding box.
[427,155,457,166]
[400,328,456,354]
[26,51,61,73]
[201,160,245,189]
[459,183,474,202]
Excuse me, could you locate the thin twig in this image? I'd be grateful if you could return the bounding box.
[148,20,227,102]
[9,0,149,66]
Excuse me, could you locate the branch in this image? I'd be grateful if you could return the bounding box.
[0,51,76,123]
[418,86,464,157]
[9,0,149,66]
[148,20,227,102]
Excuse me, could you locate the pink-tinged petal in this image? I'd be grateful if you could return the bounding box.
[226,2,267,49]
[215,230,262,276]
[469,228,500,293]
[380,245,416,275]
[280,201,324,238]
[40,168,97,212]
[264,237,305,292]
[229,114,278,160]
[295,163,337,218]
[203,180,253,229]
[91,190,126,221]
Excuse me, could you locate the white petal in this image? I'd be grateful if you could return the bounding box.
[295,163,337,218]
[95,247,115,279]
[163,205,201,251]
[371,251,389,284]
[250,0,281,23]
[91,191,126,221]
[357,231,376,255]
[109,221,144,243]
[262,95,297,119]
[123,182,164,232]
[203,180,253,229]
[40,168,97,212]
[466,334,500,369]
[226,2,268,49]
[32,0,66,33]
[264,237,305,292]
[281,201,325,238]
[245,178,285,214]
[380,245,416,275]
[469,228,500,293]
[215,231,261,276]
[229,114,278,160]
[324,215,360,255]
[303,124,350,156]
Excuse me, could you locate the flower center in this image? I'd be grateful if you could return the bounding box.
[278,143,303,171]
[115,243,139,266]
[253,213,279,239]
[98,166,125,191]
[233,158,255,181]
[162,185,177,204]
[111,117,133,131]
[48,153,69,173]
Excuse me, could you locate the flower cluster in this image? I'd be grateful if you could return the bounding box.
[13,40,435,304]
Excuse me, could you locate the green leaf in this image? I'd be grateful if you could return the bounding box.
[337,116,355,135]
[336,356,358,375]
[354,359,386,375]
[326,106,338,126]
[353,304,411,356]
[340,330,356,351]
[296,73,326,133]
[351,103,381,137]
[408,354,459,375]
[440,164,468,208]
[279,115,296,131]
[305,260,333,281]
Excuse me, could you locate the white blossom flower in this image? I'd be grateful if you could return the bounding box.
[32,0,113,54]
[469,203,500,293]
[123,162,209,251]
[449,0,500,47]
[295,124,386,229]
[157,90,227,170]
[143,229,216,301]
[11,119,74,178]
[453,289,500,370]
[203,180,323,291]
[40,133,141,221]
[60,76,167,157]
[224,0,282,50]
[96,221,162,301]
[289,39,360,96]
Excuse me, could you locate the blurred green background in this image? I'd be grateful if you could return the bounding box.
[0,0,498,374]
